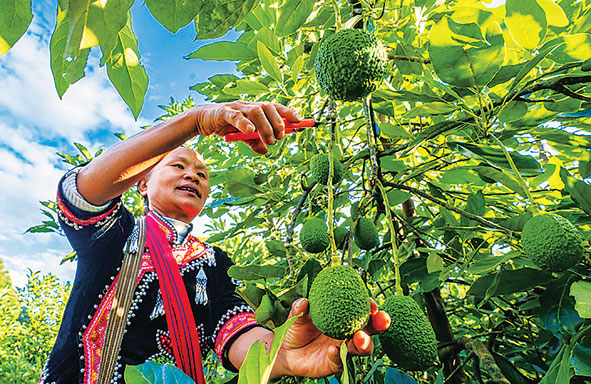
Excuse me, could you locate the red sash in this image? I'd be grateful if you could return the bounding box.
[145,214,205,384]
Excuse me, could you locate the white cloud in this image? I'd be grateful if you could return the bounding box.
[0,26,151,287]
[0,31,150,142]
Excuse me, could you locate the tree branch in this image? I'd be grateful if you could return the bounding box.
[385,182,517,237]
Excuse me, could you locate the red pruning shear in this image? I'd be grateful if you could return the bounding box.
[223,118,316,142]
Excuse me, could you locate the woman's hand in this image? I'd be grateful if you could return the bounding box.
[270,298,391,379]
[192,101,301,154]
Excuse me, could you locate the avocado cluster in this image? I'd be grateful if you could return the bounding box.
[309,153,344,185]
[314,29,388,101]
[379,295,438,371]
[355,217,380,250]
[308,265,372,339]
[299,217,330,253]
[521,213,584,271]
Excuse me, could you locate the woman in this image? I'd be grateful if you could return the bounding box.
[40,101,390,383]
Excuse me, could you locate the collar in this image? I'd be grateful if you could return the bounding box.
[147,210,193,245]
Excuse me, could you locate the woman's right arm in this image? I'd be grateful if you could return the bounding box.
[76,102,301,206]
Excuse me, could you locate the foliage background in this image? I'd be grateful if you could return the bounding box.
[2,0,591,383]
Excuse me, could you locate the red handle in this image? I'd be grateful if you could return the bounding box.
[223,118,315,142]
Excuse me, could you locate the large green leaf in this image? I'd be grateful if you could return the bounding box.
[545,33,591,64]
[570,281,591,319]
[50,6,90,97]
[224,167,264,198]
[559,168,591,216]
[224,79,270,95]
[0,0,32,56]
[145,0,202,34]
[474,165,526,196]
[257,41,282,83]
[195,0,257,40]
[571,327,591,376]
[428,15,505,88]
[106,15,148,119]
[449,142,543,176]
[538,344,574,384]
[504,0,547,50]
[540,276,584,337]
[187,41,257,61]
[467,267,553,298]
[124,360,194,383]
[86,0,134,65]
[275,0,314,37]
[238,315,300,384]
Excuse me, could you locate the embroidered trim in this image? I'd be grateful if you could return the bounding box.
[214,311,258,359]
[57,192,121,230]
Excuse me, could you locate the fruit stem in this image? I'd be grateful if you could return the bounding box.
[363,97,402,295]
[374,177,403,296]
[330,0,343,31]
[488,133,540,217]
[327,99,340,266]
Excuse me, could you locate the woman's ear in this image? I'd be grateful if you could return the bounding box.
[137,178,148,197]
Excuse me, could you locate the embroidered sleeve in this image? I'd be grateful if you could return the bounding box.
[209,248,258,371]
[56,167,135,260]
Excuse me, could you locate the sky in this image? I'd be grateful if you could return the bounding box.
[0,1,240,287]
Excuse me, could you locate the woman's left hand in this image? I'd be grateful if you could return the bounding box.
[270,298,391,379]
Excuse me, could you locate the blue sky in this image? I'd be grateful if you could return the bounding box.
[0,2,240,287]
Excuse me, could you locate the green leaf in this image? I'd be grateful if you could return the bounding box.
[468,268,553,298]
[224,79,269,95]
[404,102,457,117]
[546,34,591,64]
[257,41,282,83]
[238,315,300,384]
[570,281,591,319]
[0,0,32,56]
[265,240,286,258]
[538,344,574,384]
[340,342,349,384]
[238,283,266,308]
[380,122,413,140]
[196,0,257,40]
[466,252,515,275]
[50,7,90,97]
[540,276,584,336]
[571,328,591,376]
[497,102,527,123]
[225,167,264,198]
[559,168,591,216]
[124,360,194,384]
[275,0,315,37]
[74,142,92,161]
[428,15,505,87]
[449,142,543,176]
[228,265,287,281]
[474,165,527,197]
[187,41,257,61]
[145,0,202,34]
[291,55,304,81]
[381,157,407,173]
[386,190,412,205]
[538,0,568,27]
[491,353,532,384]
[106,15,148,119]
[504,0,547,50]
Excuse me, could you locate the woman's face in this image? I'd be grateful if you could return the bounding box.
[138,147,210,223]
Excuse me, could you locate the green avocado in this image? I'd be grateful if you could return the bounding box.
[299,217,330,254]
[308,265,371,340]
[379,295,439,371]
[521,213,584,271]
[354,217,380,250]
[309,153,344,185]
[314,29,388,101]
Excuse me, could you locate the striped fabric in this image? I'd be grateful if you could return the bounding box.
[145,213,206,384]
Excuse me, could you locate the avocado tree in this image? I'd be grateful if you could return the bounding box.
[7,0,591,383]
